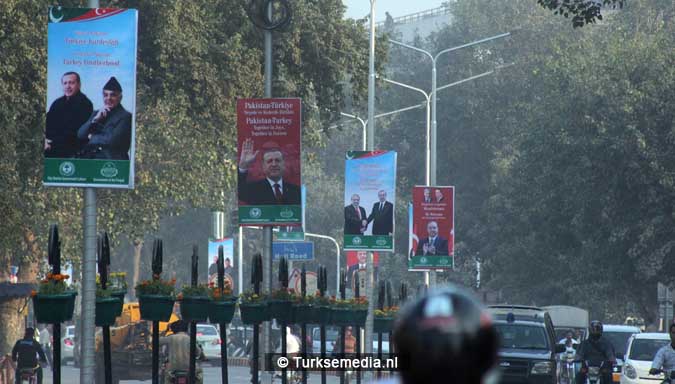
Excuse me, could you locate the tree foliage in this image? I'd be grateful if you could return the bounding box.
[0,0,379,278]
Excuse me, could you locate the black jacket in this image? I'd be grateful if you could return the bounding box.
[344,205,367,235]
[77,104,132,160]
[45,92,93,158]
[238,170,301,205]
[577,337,615,365]
[12,338,46,368]
[367,201,394,235]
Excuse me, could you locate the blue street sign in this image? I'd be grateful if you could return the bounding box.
[273,241,314,261]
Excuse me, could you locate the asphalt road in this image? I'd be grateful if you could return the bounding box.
[41,364,368,383]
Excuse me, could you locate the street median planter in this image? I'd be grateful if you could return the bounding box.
[208,299,237,324]
[33,292,77,324]
[180,296,211,322]
[307,305,331,325]
[239,302,269,324]
[138,294,175,322]
[96,296,122,326]
[373,317,394,333]
[291,303,311,324]
[268,299,294,323]
[332,308,367,327]
[110,290,126,316]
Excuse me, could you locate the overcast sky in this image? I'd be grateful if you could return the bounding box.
[342,0,447,21]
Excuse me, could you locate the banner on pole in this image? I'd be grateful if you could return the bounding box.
[237,98,302,226]
[345,250,380,293]
[207,238,235,289]
[409,186,455,269]
[274,185,306,241]
[43,7,138,188]
[343,151,397,251]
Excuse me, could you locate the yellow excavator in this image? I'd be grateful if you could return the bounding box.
[94,302,179,384]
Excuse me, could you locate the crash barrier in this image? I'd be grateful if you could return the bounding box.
[0,354,15,384]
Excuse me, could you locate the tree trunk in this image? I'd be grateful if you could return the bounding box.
[0,298,25,355]
[132,239,143,300]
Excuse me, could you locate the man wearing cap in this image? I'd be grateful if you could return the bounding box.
[77,76,132,160]
[45,71,93,158]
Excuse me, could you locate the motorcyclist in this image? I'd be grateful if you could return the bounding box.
[159,320,202,384]
[576,321,615,384]
[388,286,500,384]
[649,323,675,378]
[11,327,47,384]
[559,331,580,348]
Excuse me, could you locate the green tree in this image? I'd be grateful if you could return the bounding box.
[0,0,381,354]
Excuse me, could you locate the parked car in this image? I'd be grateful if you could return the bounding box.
[620,332,670,384]
[488,305,565,384]
[196,324,222,364]
[60,325,76,363]
[603,324,641,383]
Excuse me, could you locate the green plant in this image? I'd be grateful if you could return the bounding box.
[134,276,176,297]
[208,281,235,301]
[269,288,297,301]
[179,284,210,298]
[109,272,128,289]
[332,297,368,310]
[240,290,267,304]
[96,287,113,298]
[33,273,72,296]
[374,306,399,318]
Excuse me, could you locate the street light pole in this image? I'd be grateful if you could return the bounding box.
[389,32,510,287]
[379,77,431,185]
[304,233,341,294]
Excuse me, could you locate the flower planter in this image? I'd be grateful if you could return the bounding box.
[239,302,269,324]
[306,305,331,325]
[373,317,394,333]
[291,303,311,324]
[110,290,126,316]
[138,295,175,322]
[96,297,122,326]
[268,299,294,323]
[33,292,77,324]
[180,296,211,322]
[332,308,368,326]
[208,299,237,324]
[352,309,368,326]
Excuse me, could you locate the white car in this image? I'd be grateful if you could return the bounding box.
[60,325,76,363]
[620,332,669,384]
[196,324,223,364]
[603,324,641,382]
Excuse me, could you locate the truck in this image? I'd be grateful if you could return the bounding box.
[95,302,179,384]
[542,305,590,342]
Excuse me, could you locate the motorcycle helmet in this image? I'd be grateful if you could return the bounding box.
[589,320,603,340]
[392,286,499,384]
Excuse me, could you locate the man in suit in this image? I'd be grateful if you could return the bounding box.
[347,251,378,288]
[366,190,394,235]
[45,72,93,158]
[77,76,132,160]
[423,188,432,203]
[344,194,367,235]
[435,189,445,203]
[416,221,449,255]
[238,138,301,205]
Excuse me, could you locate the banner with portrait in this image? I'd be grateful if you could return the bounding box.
[343,151,397,251]
[43,7,138,188]
[345,250,380,294]
[237,98,302,226]
[207,238,235,290]
[409,186,455,270]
